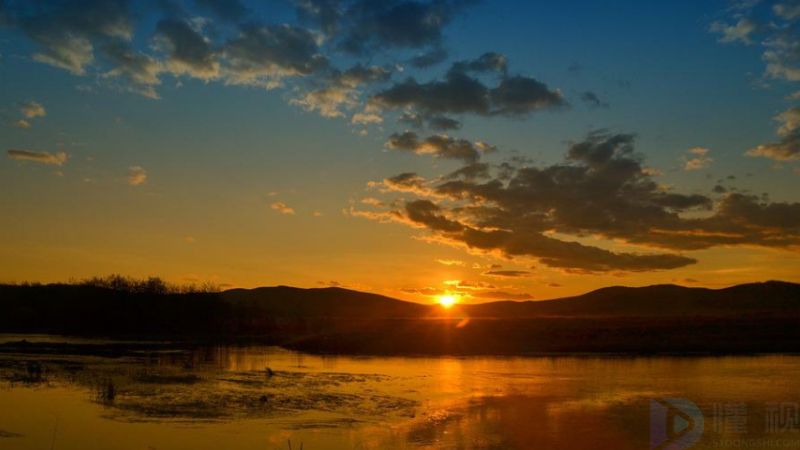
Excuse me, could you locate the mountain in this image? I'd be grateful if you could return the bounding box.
[2,281,800,355]
[221,285,429,318]
[218,280,800,319]
[458,281,800,318]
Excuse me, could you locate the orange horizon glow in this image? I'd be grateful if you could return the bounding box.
[437,294,459,308]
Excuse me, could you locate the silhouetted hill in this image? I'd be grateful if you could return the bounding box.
[2,280,800,355]
[218,281,800,319]
[458,281,800,318]
[221,286,429,318]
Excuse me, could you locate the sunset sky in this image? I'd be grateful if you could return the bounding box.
[2,0,800,303]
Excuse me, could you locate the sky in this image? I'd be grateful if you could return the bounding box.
[1,0,799,304]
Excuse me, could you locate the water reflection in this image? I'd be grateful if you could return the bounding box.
[1,340,800,449]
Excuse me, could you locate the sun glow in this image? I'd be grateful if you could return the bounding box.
[437,294,458,308]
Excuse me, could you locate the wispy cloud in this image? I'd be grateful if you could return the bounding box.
[437,259,464,266]
[20,101,46,119]
[127,166,147,186]
[483,270,532,278]
[684,147,713,171]
[747,107,800,161]
[7,149,68,166]
[271,201,295,215]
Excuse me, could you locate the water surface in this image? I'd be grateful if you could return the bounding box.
[1,336,799,449]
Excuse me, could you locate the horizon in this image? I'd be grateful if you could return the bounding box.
[3,275,796,305]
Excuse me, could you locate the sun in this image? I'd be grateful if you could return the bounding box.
[437,294,458,308]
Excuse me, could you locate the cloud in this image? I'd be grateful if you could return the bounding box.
[448,52,508,75]
[7,149,68,166]
[399,112,461,130]
[291,64,390,118]
[271,201,296,215]
[710,17,758,44]
[445,162,491,180]
[371,172,431,195]
[296,0,473,54]
[102,41,162,98]
[747,107,800,161]
[684,147,713,170]
[223,23,328,88]
[155,18,219,80]
[20,101,46,119]
[3,0,133,75]
[127,165,147,185]
[355,131,800,272]
[385,131,495,163]
[483,270,531,277]
[437,259,464,266]
[711,3,800,81]
[0,0,335,98]
[580,91,608,108]
[371,54,565,125]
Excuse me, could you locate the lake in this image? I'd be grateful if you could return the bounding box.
[1,335,799,449]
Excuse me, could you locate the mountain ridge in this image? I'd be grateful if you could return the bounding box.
[217,280,800,318]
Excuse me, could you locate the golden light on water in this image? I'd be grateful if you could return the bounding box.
[438,294,458,308]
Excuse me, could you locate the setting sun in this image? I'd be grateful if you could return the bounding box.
[438,294,459,308]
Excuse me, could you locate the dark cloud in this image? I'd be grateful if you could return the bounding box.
[3,0,134,75]
[357,131,800,272]
[483,270,531,277]
[580,91,609,108]
[489,76,566,115]
[371,55,565,123]
[294,0,475,55]
[338,0,475,54]
[223,23,328,87]
[0,1,332,96]
[294,0,341,35]
[444,162,491,180]
[7,149,68,166]
[155,18,219,79]
[747,107,800,161]
[398,112,461,130]
[386,131,495,163]
[448,52,507,75]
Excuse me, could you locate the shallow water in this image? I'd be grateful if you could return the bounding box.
[1,338,800,449]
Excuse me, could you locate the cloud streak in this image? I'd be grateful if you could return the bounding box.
[7,149,68,166]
